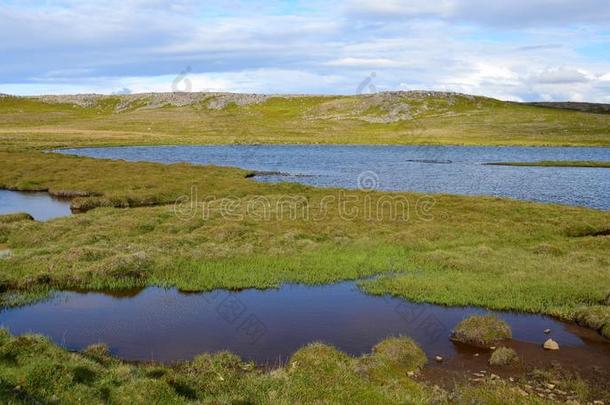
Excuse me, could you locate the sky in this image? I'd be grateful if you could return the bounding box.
[1,0,609,102]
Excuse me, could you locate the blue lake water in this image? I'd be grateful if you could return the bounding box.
[57,145,610,210]
[0,190,72,221]
[2,282,608,364]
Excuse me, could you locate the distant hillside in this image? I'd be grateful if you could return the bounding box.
[1,91,609,148]
[527,102,610,114]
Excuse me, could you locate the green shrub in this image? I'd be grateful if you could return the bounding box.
[451,315,512,346]
[489,347,518,366]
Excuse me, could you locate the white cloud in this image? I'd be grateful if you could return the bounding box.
[0,0,609,102]
[345,0,610,26]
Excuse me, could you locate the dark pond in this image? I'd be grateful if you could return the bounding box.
[57,145,610,210]
[1,282,608,364]
[0,190,72,221]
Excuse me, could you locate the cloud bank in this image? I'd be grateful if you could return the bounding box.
[1,0,609,101]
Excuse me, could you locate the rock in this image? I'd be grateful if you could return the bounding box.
[543,339,560,350]
[490,373,500,380]
[0,250,10,259]
[435,355,443,362]
[490,346,496,350]
[546,383,556,389]
[474,353,479,357]
[544,328,551,334]
[407,371,415,377]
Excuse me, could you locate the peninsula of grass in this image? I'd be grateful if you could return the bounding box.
[485,160,610,168]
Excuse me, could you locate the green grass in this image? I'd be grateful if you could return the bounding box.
[0,213,33,224]
[485,160,610,168]
[489,347,519,366]
[4,328,602,405]
[450,315,512,346]
[0,329,436,404]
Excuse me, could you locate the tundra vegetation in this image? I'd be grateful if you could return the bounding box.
[0,93,609,403]
[451,316,512,346]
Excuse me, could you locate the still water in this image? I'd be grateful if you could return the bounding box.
[1,282,608,364]
[0,190,72,221]
[57,145,610,209]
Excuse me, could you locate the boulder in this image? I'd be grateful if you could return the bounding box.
[543,339,559,350]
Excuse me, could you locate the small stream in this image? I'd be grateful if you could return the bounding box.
[1,282,608,364]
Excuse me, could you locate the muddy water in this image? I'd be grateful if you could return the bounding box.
[1,282,608,365]
[0,190,72,221]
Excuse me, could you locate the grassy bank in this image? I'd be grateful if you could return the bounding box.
[485,160,610,168]
[2,92,610,150]
[4,328,603,404]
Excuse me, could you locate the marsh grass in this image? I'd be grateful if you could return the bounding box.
[489,347,519,366]
[0,330,440,404]
[451,315,512,346]
[0,213,33,224]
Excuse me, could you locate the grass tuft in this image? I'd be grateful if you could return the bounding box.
[489,347,519,366]
[574,306,610,331]
[451,315,512,346]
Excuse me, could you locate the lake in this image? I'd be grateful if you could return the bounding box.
[57,145,610,210]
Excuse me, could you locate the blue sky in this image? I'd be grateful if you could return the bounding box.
[1,0,609,101]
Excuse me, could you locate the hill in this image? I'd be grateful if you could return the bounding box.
[0,91,609,149]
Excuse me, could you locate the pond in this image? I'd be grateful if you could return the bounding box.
[0,189,72,221]
[1,282,608,364]
[57,145,610,210]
